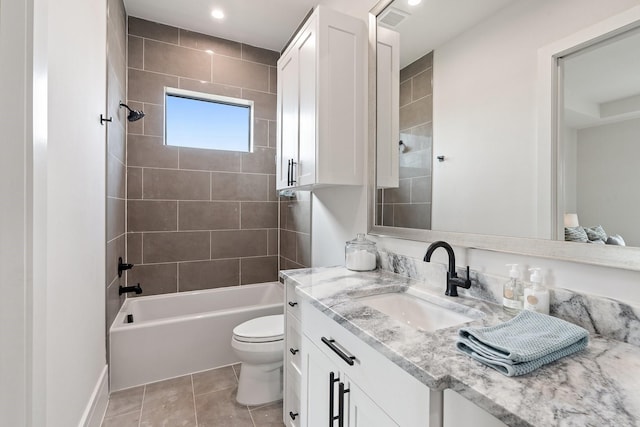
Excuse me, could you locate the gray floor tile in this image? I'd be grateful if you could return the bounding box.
[250,400,285,427]
[140,375,196,427]
[104,386,144,418]
[193,366,237,395]
[143,375,193,409]
[140,393,196,427]
[102,410,140,427]
[195,387,253,427]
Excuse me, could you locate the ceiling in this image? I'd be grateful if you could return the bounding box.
[563,27,640,129]
[123,0,375,52]
[378,0,515,67]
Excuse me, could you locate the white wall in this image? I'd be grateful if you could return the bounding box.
[1,0,108,424]
[320,0,640,305]
[577,118,640,246]
[431,0,639,238]
[312,186,368,267]
[0,1,31,425]
[46,0,107,423]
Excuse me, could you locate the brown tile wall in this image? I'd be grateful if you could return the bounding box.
[126,17,282,296]
[106,0,127,337]
[378,51,433,229]
[279,191,312,270]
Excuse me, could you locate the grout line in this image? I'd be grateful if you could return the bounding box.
[138,385,146,427]
[190,374,199,427]
[176,263,180,292]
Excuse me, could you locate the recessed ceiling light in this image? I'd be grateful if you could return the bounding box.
[205,49,214,55]
[211,9,224,19]
[408,0,422,5]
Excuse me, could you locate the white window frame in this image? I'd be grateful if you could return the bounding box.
[164,86,254,152]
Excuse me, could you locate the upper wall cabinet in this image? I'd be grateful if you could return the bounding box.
[276,6,366,190]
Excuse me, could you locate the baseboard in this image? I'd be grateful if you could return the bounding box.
[78,365,109,427]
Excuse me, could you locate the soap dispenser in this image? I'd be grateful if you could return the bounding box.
[502,264,523,315]
[524,268,549,315]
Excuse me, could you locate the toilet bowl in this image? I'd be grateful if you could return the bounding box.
[231,314,284,405]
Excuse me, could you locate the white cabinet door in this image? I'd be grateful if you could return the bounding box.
[276,48,299,190]
[303,335,397,427]
[304,335,339,427]
[296,22,318,188]
[376,26,400,189]
[443,390,508,427]
[345,377,398,427]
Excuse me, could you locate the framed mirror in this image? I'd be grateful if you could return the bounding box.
[367,0,640,270]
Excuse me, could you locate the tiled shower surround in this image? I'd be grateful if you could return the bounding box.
[125,17,310,296]
[105,0,127,331]
[378,51,433,229]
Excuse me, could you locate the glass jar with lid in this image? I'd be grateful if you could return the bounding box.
[345,233,377,271]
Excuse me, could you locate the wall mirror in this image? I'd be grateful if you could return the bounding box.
[367,0,640,270]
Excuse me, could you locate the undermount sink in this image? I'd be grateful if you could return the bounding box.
[355,289,484,332]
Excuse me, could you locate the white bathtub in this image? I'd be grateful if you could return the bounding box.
[109,281,284,391]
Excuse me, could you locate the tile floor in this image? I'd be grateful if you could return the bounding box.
[101,364,285,427]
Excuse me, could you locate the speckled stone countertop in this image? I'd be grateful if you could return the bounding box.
[281,266,640,427]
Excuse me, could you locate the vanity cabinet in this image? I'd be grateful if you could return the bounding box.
[298,297,436,427]
[276,5,366,190]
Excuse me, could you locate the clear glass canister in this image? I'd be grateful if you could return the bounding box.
[345,234,377,271]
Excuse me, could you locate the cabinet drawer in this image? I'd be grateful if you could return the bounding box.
[286,314,302,374]
[285,280,301,319]
[283,373,302,427]
[301,300,433,427]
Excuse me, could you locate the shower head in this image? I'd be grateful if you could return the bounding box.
[119,102,145,122]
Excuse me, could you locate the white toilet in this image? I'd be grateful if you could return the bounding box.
[231,314,284,405]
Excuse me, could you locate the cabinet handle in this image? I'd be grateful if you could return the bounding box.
[288,301,298,307]
[321,337,356,366]
[329,372,339,426]
[287,159,292,186]
[289,159,297,185]
[289,347,299,355]
[338,381,350,427]
[289,411,299,420]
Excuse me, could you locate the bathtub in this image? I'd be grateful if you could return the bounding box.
[109,281,284,391]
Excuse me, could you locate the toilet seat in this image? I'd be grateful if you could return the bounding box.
[233,314,284,343]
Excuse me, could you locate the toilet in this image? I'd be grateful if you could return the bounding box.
[231,314,284,405]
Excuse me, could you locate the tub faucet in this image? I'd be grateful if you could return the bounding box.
[423,241,471,297]
[119,283,142,296]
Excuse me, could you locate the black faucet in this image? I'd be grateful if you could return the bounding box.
[423,241,471,297]
[119,283,143,296]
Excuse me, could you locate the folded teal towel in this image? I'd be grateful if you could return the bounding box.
[456,310,589,376]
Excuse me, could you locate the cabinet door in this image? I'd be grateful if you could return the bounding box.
[376,26,400,189]
[443,390,508,427]
[296,22,318,187]
[276,48,299,190]
[303,335,339,427]
[345,377,398,427]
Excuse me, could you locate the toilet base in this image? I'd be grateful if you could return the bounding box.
[236,360,283,406]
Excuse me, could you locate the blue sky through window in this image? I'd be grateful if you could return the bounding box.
[166,94,251,151]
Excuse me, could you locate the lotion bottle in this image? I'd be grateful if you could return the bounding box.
[502,264,523,315]
[524,268,550,315]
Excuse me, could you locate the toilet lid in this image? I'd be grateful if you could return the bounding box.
[233,314,284,343]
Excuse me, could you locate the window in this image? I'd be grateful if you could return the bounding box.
[165,88,253,152]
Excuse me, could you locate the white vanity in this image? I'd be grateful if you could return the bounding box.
[281,266,640,427]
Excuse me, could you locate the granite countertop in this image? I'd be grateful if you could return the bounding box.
[281,266,640,427]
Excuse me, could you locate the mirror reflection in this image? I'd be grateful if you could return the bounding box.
[559,27,640,247]
[373,0,640,251]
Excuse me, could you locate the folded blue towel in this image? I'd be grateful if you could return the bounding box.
[456,310,589,376]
